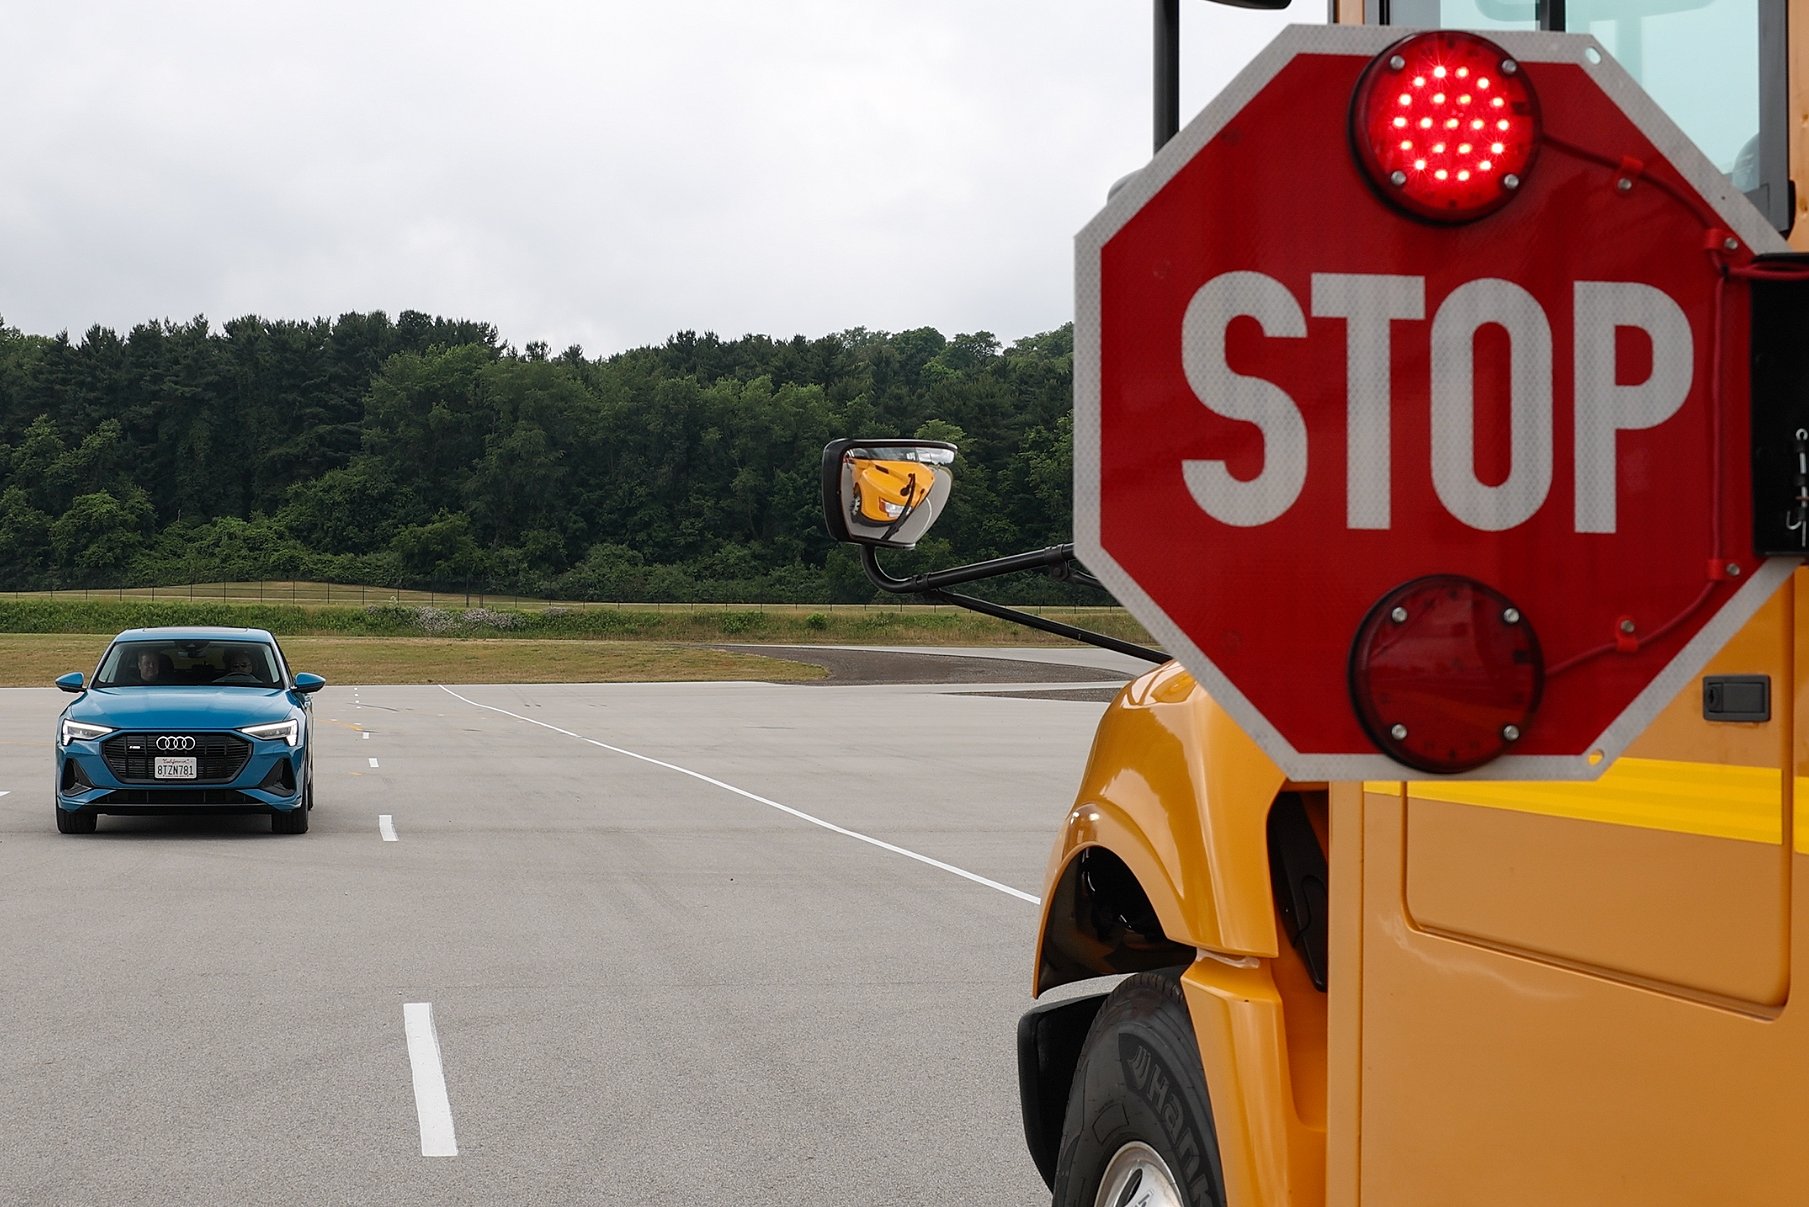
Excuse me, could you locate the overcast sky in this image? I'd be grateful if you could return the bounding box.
[3,2,1314,358]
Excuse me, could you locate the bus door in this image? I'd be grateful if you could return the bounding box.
[1337,575,1802,1203]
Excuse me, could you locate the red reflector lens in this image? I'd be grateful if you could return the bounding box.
[1351,31,1540,223]
[1348,576,1544,774]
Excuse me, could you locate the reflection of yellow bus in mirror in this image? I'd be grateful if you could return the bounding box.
[824,3,1809,1205]
[847,455,938,527]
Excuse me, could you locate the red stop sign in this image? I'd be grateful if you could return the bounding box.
[1075,27,1792,780]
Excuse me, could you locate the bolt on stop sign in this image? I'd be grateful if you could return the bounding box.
[1074,26,1795,780]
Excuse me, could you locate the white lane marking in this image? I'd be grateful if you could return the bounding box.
[379,815,398,842]
[363,732,371,740]
[0,790,10,797]
[403,1002,458,1157]
[438,685,1040,906]
[369,758,380,768]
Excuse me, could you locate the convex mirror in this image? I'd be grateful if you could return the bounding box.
[820,438,956,549]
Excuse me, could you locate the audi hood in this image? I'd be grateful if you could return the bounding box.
[63,686,298,729]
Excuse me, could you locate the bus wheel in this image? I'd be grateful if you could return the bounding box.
[1052,971,1226,1207]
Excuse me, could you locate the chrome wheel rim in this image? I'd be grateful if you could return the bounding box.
[1094,1140,1185,1207]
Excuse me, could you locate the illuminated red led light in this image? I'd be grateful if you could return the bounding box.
[1350,30,1540,223]
[1348,576,1544,774]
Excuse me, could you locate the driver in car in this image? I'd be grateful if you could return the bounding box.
[220,651,257,681]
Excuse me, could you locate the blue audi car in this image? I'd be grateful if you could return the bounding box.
[54,626,324,835]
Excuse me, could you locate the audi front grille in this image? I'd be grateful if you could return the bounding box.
[100,734,253,784]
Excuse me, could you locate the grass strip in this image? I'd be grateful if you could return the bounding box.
[0,596,1157,648]
[0,635,829,689]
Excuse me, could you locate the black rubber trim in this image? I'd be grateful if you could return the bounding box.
[1268,793,1330,992]
[1017,990,1110,1190]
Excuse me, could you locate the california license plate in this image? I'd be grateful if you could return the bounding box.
[154,756,197,780]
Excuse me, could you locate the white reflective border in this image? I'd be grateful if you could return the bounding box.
[1074,25,1793,782]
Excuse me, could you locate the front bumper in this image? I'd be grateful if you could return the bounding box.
[56,732,306,813]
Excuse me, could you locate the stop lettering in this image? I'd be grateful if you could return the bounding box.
[1182,271,1690,535]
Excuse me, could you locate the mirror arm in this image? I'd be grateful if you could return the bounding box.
[858,545,1169,665]
[925,588,1170,664]
[1053,564,1106,592]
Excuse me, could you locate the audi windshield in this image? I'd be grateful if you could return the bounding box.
[93,639,282,689]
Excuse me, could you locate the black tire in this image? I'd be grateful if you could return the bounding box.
[271,767,314,834]
[1052,972,1227,1207]
[271,797,309,834]
[55,805,97,835]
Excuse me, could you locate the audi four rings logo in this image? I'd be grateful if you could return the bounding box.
[155,735,196,752]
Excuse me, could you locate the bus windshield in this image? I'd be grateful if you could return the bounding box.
[1572,0,1758,185]
[1381,0,1776,222]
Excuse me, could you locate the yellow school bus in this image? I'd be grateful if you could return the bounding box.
[827,3,1804,1203]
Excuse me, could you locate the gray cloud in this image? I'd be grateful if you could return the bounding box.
[1,1,1306,355]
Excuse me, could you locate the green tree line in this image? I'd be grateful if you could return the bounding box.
[0,312,1090,603]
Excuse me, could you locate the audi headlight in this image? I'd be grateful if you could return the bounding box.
[60,719,111,747]
[241,719,301,748]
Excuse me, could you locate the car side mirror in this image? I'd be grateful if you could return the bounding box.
[55,672,85,693]
[292,673,326,694]
[820,438,956,550]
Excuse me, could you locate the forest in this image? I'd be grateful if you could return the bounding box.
[0,312,1089,603]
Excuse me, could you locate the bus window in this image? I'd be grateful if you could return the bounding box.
[1379,0,1536,29]
[1571,0,1757,186]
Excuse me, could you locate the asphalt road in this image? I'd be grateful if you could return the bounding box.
[0,648,1141,1206]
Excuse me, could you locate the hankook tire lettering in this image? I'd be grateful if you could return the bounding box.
[1120,1035,1211,1197]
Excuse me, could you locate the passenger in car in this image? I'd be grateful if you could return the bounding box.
[219,651,258,682]
[134,651,173,683]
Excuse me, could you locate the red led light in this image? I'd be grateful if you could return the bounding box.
[1348,576,1544,774]
[1350,31,1540,223]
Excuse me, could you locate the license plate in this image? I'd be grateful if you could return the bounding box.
[154,756,197,780]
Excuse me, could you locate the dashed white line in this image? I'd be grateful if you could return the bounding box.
[403,1002,458,1157]
[369,757,380,768]
[379,815,398,842]
[438,685,1040,905]
[362,732,370,740]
